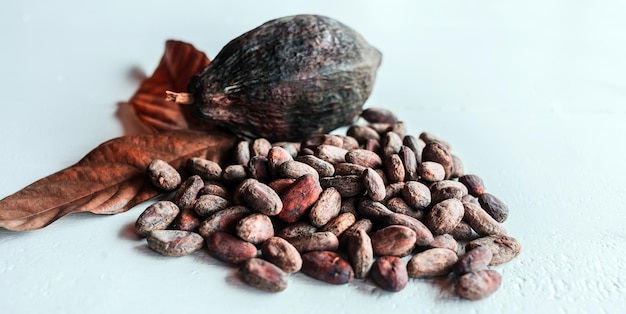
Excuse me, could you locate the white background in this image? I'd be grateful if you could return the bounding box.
[1,1,625,313]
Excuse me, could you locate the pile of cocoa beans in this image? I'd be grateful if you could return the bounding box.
[135,108,521,300]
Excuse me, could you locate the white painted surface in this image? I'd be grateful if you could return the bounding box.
[1,1,625,313]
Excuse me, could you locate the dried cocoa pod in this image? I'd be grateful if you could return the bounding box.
[363,168,386,202]
[406,248,458,278]
[320,212,356,237]
[287,231,339,253]
[252,138,272,157]
[402,181,431,210]
[371,256,408,292]
[478,193,509,223]
[463,202,508,236]
[454,245,493,275]
[146,230,204,257]
[425,198,465,235]
[173,175,204,210]
[146,159,181,191]
[361,107,398,124]
[295,155,335,177]
[261,237,303,273]
[240,258,288,292]
[198,205,252,238]
[135,201,180,237]
[466,235,521,266]
[187,157,222,181]
[315,145,349,164]
[243,180,283,216]
[279,174,323,223]
[345,149,382,169]
[301,251,355,285]
[248,156,271,183]
[386,197,423,220]
[459,175,485,197]
[206,231,258,264]
[370,225,417,257]
[422,142,454,179]
[347,125,380,144]
[236,213,274,244]
[383,154,405,183]
[276,221,317,239]
[429,234,459,253]
[277,160,319,180]
[418,161,445,182]
[234,140,251,165]
[456,269,502,300]
[193,194,231,217]
[309,187,342,227]
[334,162,367,176]
[187,15,381,142]
[319,175,364,198]
[346,229,374,279]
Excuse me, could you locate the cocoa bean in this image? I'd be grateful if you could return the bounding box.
[454,245,493,275]
[450,155,464,178]
[347,125,380,145]
[466,235,521,266]
[147,159,181,191]
[261,237,303,273]
[425,198,464,235]
[431,185,466,204]
[248,156,271,183]
[384,182,405,202]
[478,193,509,223]
[200,182,231,201]
[267,146,294,175]
[430,234,459,253]
[206,231,258,264]
[187,157,222,181]
[277,160,319,180]
[361,107,398,124]
[276,221,317,239]
[422,142,454,179]
[346,229,374,279]
[383,154,405,183]
[315,144,348,164]
[406,248,458,278]
[363,138,381,152]
[173,175,204,210]
[385,213,434,246]
[345,149,382,169]
[319,175,364,198]
[430,180,468,196]
[268,178,296,195]
[463,202,508,236]
[243,180,283,216]
[418,161,445,182]
[234,140,251,165]
[357,198,394,221]
[193,194,231,217]
[236,213,274,244]
[459,174,485,197]
[135,201,180,237]
[419,132,452,152]
[240,258,288,292]
[279,174,323,223]
[320,212,356,237]
[146,230,204,257]
[382,131,403,156]
[287,231,339,253]
[333,162,367,176]
[309,188,342,227]
[171,207,202,232]
[251,137,272,157]
[371,225,417,257]
[198,206,252,238]
[399,145,418,181]
[222,164,247,183]
[371,256,408,292]
[339,135,360,151]
[301,251,354,285]
[385,197,423,220]
[295,155,335,177]
[402,181,431,210]
[456,269,501,300]
[402,135,425,163]
[363,168,386,202]
[448,220,475,241]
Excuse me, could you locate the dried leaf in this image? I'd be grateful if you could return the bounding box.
[0,130,237,231]
[128,40,211,132]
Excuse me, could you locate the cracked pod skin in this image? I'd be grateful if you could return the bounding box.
[188,14,382,142]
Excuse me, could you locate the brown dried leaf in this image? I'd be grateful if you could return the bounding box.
[128,40,211,132]
[0,130,237,231]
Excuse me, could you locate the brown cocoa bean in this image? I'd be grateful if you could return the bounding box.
[383,153,405,183]
[273,142,300,158]
[463,202,508,236]
[367,122,392,134]
[248,156,271,183]
[267,146,294,175]
[347,125,380,145]
[430,180,468,196]
[339,196,358,215]
[315,144,348,164]
[339,135,360,151]
[346,229,374,279]
[382,131,403,156]
[198,206,252,238]
[135,201,180,237]
[279,174,323,223]
[478,193,509,223]
[261,237,302,273]
[385,213,434,246]
[320,212,356,237]
[232,178,256,205]
[295,155,335,177]
[357,198,394,221]
[402,135,425,163]
[461,194,479,206]
[407,248,458,278]
[402,181,431,210]
[301,251,354,285]
[268,178,296,195]
[333,162,367,176]
[236,213,274,244]
[422,142,454,179]
[251,137,272,157]
[146,230,204,257]
[431,185,466,204]
[276,221,317,239]
[425,198,464,235]
[171,207,202,232]
[243,180,283,216]
[147,159,181,191]
[418,161,445,182]
[287,231,339,253]
[454,245,493,275]
[466,235,521,266]
[309,187,342,227]
[206,231,258,264]
[343,218,374,239]
[384,182,405,202]
[448,220,475,241]
[456,269,502,300]
[222,164,248,183]
[240,257,288,292]
[361,107,398,124]
[363,168,386,202]
[391,122,406,138]
[371,256,408,292]
[277,160,319,180]
[200,182,231,201]
[193,194,231,217]
[386,197,423,220]
[345,149,382,169]
[187,157,222,181]
[375,168,389,186]
[319,175,364,198]
[459,174,485,196]
[302,134,344,150]
[363,138,381,152]
[234,140,251,165]
[399,145,418,181]
[371,225,417,257]
[173,175,204,210]
[419,132,452,152]
[429,234,459,253]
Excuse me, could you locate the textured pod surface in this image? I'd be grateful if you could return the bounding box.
[189,14,382,141]
[301,251,354,285]
[240,258,288,292]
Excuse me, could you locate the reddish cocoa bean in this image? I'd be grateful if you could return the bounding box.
[320,212,356,237]
[456,269,502,300]
[236,213,274,244]
[418,161,445,182]
[301,251,354,285]
[454,245,493,275]
[406,248,458,278]
[146,230,204,257]
[268,178,296,195]
[402,181,431,210]
[287,231,339,253]
[463,202,508,236]
[343,218,374,239]
[172,207,202,232]
[363,168,386,202]
[240,258,288,292]
[251,137,272,157]
[147,159,181,191]
[267,146,294,175]
[425,198,464,235]
[187,157,222,181]
[385,213,434,246]
[135,201,180,237]
[279,174,323,223]
[261,237,303,273]
[206,232,258,264]
[371,256,408,292]
[345,149,383,169]
[371,225,417,257]
[309,187,342,227]
[346,229,374,279]
[459,174,485,196]
[198,206,252,238]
